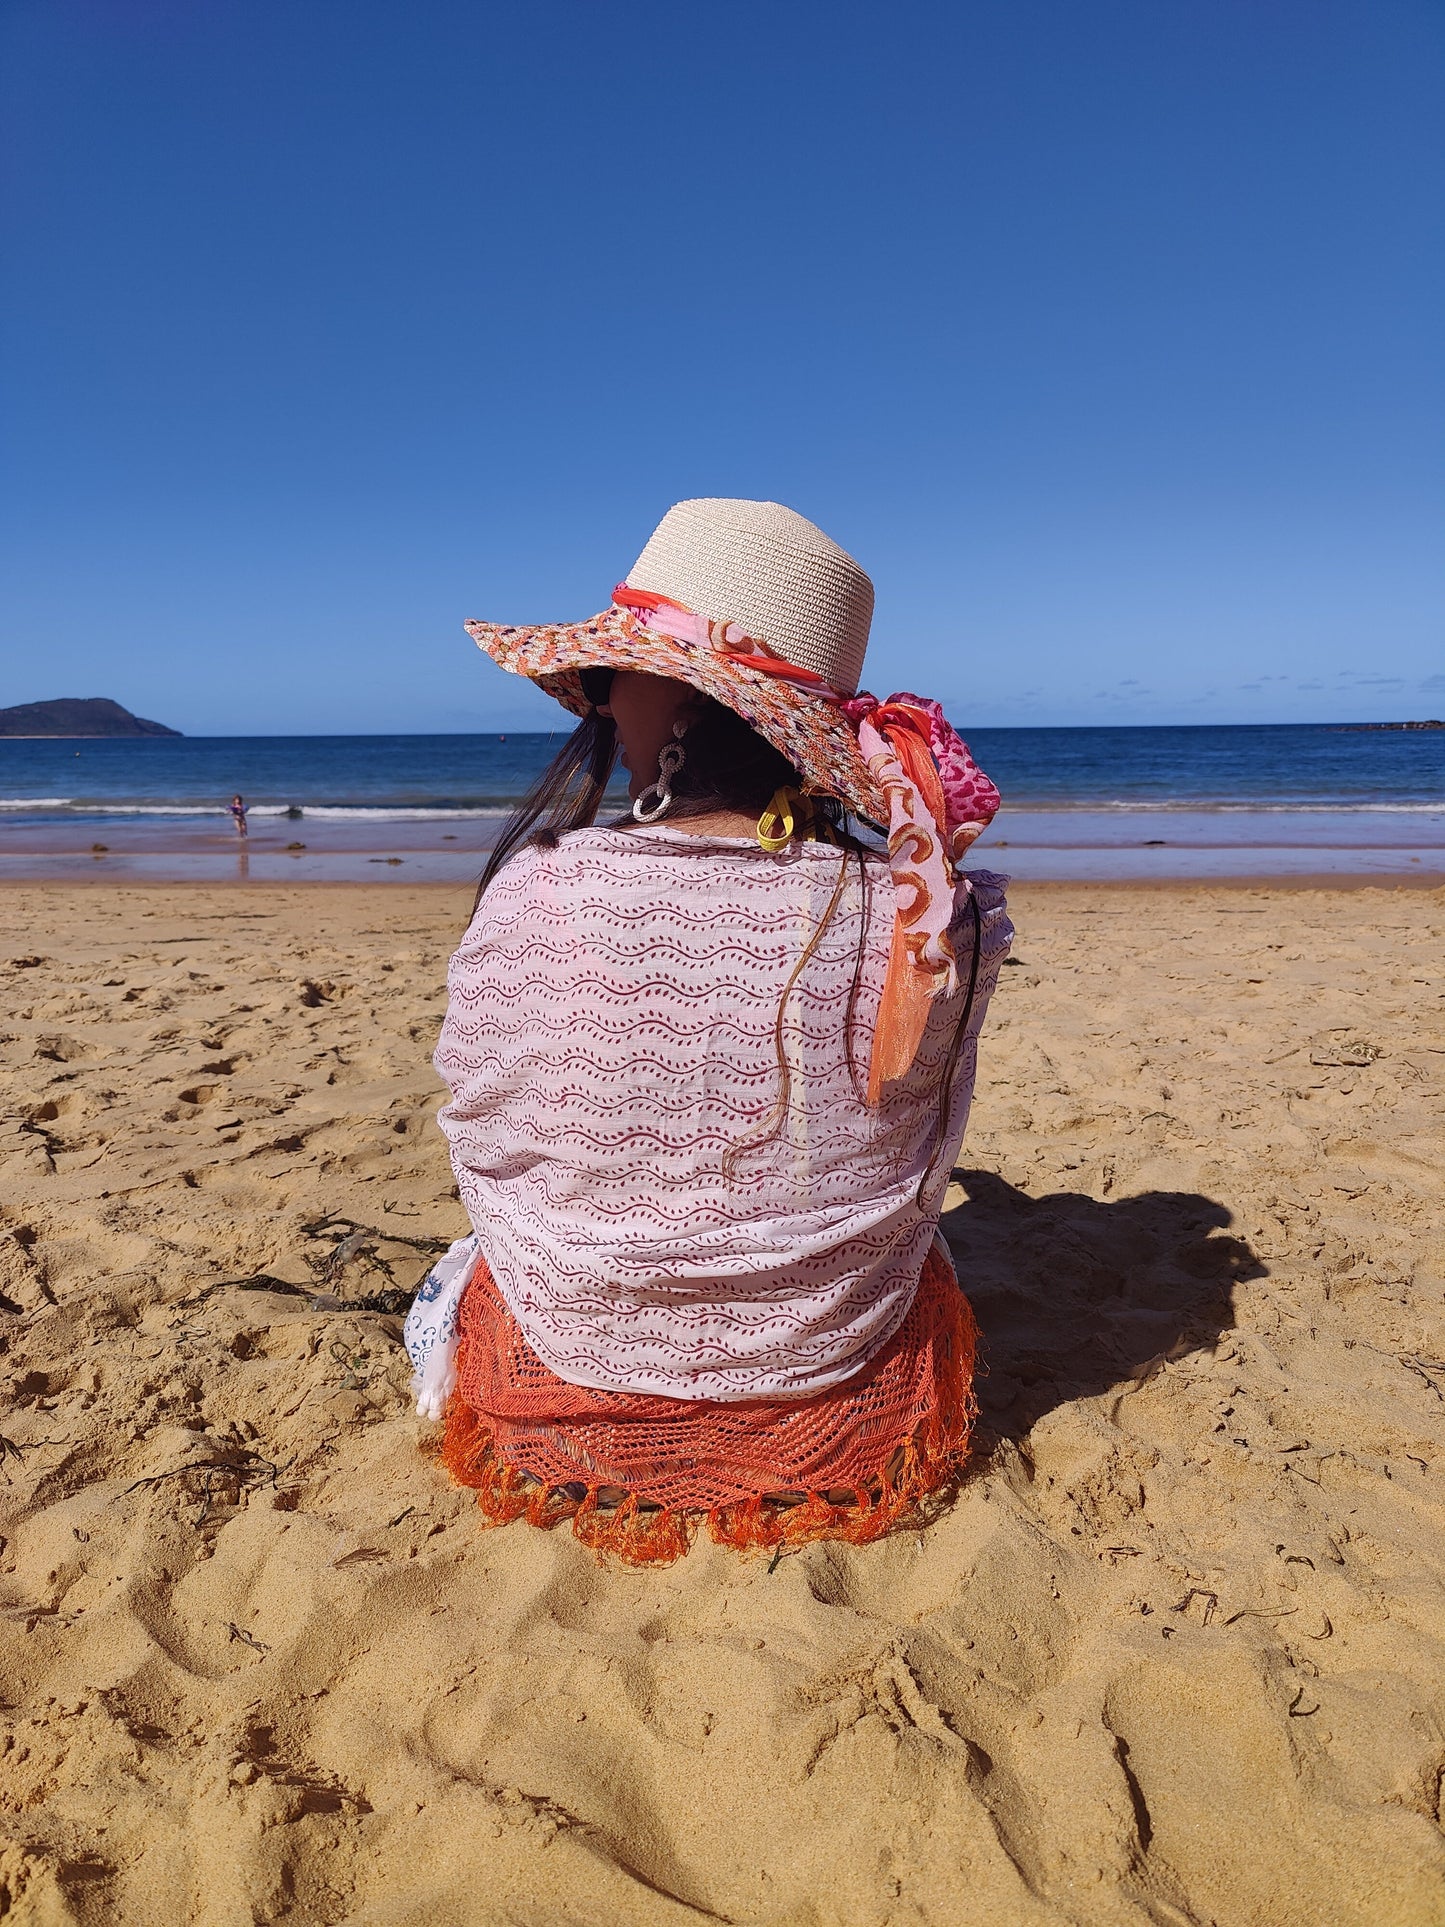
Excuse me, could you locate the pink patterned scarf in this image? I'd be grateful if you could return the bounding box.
[611,585,1001,1096]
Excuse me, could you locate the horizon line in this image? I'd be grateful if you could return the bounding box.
[4,718,1443,742]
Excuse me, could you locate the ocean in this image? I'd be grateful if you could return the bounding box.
[2,724,1441,882]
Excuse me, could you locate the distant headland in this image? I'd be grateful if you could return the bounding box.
[0,698,182,738]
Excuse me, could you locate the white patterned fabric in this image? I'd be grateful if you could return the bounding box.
[403,1233,481,1420]
[434,828,1011,1401]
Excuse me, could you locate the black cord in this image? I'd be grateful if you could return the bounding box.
[958,884,983,1040]
[917,882,985,1206]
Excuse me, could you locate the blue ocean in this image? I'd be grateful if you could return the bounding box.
[2,725,1441,882]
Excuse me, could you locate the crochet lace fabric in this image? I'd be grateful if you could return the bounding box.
[440,1245,976,1566]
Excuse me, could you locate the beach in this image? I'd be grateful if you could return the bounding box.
[2,876,1443,1926]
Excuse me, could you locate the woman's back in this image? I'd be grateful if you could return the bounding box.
[436,826,1011,1400]
[408,495,1013,1559]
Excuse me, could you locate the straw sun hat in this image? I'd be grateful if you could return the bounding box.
[464,496,1003,1093]
[464,497,888,822]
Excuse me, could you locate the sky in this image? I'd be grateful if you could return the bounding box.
[1,0,1441,735]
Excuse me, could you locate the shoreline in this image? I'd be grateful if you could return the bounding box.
[5,799,1441,886]
[2,871,1443,893]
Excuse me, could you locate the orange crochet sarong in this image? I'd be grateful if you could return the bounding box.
[440,1245,977,1565]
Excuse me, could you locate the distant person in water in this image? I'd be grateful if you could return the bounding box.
[228,794,248,838]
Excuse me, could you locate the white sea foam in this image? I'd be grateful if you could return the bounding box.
[1016,800,1445,815]
[285,806,511,821]
[0,800,512,819]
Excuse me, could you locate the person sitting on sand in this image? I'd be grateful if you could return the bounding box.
[404,499,1012,1563]
[228,793,248,838]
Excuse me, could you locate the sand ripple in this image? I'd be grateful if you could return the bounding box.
[1,881,1442,1924]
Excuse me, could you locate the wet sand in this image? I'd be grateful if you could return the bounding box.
[1,880,1443,1925]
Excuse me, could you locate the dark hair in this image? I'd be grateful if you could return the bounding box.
[471,706,618,912]
[468,691,980,1196]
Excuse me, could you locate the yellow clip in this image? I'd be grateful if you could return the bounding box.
[757,787,797,853]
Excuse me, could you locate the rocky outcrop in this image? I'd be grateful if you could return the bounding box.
[0,697,181,737]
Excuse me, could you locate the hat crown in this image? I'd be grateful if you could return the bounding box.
[624,498,873,696]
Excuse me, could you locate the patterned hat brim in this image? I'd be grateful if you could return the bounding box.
[464,607,886,824]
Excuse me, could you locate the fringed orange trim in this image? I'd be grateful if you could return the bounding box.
[437,1270,977,1568]
[441,1401,696,1566]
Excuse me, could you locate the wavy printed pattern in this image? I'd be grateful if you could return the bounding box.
[434,828,1011,1401]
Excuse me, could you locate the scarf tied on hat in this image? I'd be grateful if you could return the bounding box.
[842,693,999,1098]
[612,585,1001,1099]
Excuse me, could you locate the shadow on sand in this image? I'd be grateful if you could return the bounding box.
[940,1168,1268,1449]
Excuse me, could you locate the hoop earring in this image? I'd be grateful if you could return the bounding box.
[633,721,687,823]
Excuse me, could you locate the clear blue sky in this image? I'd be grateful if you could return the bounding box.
[2,0,1441,734]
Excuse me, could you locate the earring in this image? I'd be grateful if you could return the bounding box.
[633,722,688,823]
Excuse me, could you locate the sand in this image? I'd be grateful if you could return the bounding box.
[1,878,1442,1927]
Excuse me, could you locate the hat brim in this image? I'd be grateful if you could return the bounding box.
[464,606,885,823]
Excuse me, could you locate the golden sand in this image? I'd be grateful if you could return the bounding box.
[1,880,1442,1926]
